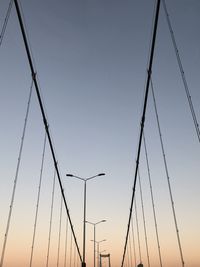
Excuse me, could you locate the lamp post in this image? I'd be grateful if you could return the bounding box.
[86,220,106,267]
[66,173,105,267]
[91,239,106,267]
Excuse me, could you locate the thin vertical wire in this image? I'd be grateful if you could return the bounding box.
[46,169,56,267]
[128,235,133,267]
[76,250,79,267]
[0,80,33,267]
[138,169,150,267]
[57,194,63,267]
[162,0,200,143]
[30,132,47,267]
[69,231,73,267]
[73,242,76,267]
[134,198,142,263]
[127,238,130,267]
[64,217,68,267]
[131,217,137,267]
[0,0,13,47]
[143,132,163,267]
[151,79,185,266]
[125,249,128,267]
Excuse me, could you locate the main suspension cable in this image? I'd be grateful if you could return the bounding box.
[151,79,185,267]
[0,0,13,47]
[0,79,33,267]
[121,1,161,265]
[13,0,82,260]
[162,0,200,143]
[143,132,163,267]
[30,132,47,267]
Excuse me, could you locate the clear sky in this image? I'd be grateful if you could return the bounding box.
[0,0,200,267]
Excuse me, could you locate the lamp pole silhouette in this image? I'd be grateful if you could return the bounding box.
[66,173,105,267]
[91,239,106,267]
[86,220,106,267]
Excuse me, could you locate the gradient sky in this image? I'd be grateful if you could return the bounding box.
[0,0,200,266]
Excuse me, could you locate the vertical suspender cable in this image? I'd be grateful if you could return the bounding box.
[128,235,133,267]
[0,80,33,267]
[46,169,56,267]
[162,0,200,143]
[13,0,82,261]
[64,217,69,267]
[121,1,160,265]
[138,169,150,267]
[125,249,128,267]
[151,79,185,267]
[143,132,163,267]
[126,238,130,267]
[77,251,79,267]
[30,132,47,267]
[134,198,142,264]
[0,0,13,47]
[131,217,137,267]
[57,194,63,267]
[69,232,73,267]
[73,241,76,267]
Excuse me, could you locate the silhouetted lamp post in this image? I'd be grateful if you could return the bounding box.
[66,173,105,267]
[86,220,106,267]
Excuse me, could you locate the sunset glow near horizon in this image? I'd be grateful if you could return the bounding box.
[0,0,200,266]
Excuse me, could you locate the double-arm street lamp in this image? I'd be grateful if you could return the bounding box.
[86,220,106,267]
[66,173,105,267]
[91,239,106,267]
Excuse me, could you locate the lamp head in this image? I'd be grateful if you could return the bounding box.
[98,173,105,176]
[66,174,73,177]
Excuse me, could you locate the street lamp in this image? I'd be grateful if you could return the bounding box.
[86,220,106,267]
[66,173,105,267]
[91,239,106,267]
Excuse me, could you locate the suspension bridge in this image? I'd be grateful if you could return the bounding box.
[0,0,199,266]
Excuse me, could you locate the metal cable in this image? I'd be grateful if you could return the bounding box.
[138,169,150,267]
[131,217,137,267]
[143,132,163,267]
[64,217,69,267]
[128,235,133,267]
[0,79,33,267]
[121,1,161,265]
[77,252,79,267]
[0,0,13,47]
[73,241,76,267]
[162,0,200,143]
[30,132,47,267]
[57,194,63,267]
[13,0,82,260]
[70,232,73,267]
[134,198,142,264]
[151,79,185,267]
[127,238,130,267]
[46,169,56,267]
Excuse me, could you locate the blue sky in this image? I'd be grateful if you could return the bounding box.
[0,1,200,266]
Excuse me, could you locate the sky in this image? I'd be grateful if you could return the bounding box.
[0,0,200,266]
